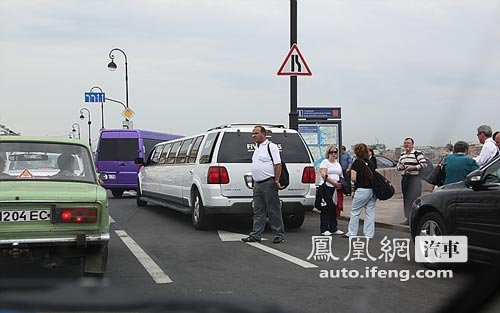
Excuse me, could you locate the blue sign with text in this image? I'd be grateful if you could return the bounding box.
[84,92,105,103]
[297,107,341,118]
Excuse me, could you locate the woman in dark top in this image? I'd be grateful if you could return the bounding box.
[343,143,377,238]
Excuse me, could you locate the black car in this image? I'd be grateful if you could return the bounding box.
[410,155,500,265]
[375,155,398,168]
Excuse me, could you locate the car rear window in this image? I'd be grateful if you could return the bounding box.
[217,132,311,163]
[97,138,138,161]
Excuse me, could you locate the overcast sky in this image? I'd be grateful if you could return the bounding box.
[1,0,499,149]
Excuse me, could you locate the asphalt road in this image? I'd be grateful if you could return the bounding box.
[0,192,481,313]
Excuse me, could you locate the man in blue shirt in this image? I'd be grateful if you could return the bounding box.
[340,146,353,195]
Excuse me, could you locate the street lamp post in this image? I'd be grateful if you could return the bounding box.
[89,86,105,129]
[79,108,92,148]
[72,123,81,140]
[107,48,129,113]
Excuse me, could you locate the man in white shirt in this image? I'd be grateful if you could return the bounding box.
[474,125,498,167]
[242,125,285,244]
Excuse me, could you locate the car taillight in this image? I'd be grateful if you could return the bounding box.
[53,208,97,223]
[302,166,316,184]
[207,166,230,184]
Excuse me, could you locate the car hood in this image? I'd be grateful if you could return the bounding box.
[0,181,103,202]
[438,180,466,190]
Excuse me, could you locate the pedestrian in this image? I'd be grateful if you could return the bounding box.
[368,148,378,169]
[493,131,500,150]
[317,145,344,236]
[396,137,428,225]
[340,145,353,195]
[342,143,376,239]
[445,143,454,155]
[443,141,479,185]
[242,125,285,244]
[474,125,498,166]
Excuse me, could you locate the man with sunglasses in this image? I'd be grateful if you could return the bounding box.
[474,125,498,167]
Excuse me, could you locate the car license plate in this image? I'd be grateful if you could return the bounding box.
[0,210,51,223]
[108,174,116,180]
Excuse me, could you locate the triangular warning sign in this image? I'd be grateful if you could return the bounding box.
[277,44,312,76]
[18,169,34,179]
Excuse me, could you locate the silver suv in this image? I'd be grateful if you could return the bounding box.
[137,124,316,229]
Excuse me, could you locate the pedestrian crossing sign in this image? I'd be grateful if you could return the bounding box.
[277,43,312,76]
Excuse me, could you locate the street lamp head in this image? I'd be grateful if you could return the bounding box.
[107,60,117,71]
[79,114,84,120]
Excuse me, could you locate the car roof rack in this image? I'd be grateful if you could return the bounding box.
[207,123,286,131]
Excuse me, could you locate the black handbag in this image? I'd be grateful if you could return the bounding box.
[428,157,446,186]
[372,171,395,200]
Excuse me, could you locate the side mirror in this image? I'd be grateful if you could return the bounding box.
[135,157,144,165]
[464,169,482,190]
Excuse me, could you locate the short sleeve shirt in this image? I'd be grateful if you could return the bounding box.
[351,158,375,189]
[251,140,281,182]
[319,159,342,187]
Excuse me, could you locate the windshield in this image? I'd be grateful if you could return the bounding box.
[0,142,96,183]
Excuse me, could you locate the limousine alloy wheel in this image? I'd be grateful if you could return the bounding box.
[192,189,212,230]
[416,212,449,270]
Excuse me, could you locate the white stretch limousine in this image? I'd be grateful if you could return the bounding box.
[136,124,317,230]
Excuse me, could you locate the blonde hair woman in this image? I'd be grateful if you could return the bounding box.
[317,145,344,236]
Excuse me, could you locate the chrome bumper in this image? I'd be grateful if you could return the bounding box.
[0,233,110,246]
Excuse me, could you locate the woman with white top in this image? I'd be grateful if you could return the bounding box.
[318,145,345,236]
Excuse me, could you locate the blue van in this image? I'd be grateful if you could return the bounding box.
[96,129,182,198]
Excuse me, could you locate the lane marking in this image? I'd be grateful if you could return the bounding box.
[247,242,318,268]
[217,230,316,268]
[218,230,267,241]
[114,230,173,284]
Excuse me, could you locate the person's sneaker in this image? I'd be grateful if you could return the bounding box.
[272,237,285,244]
[321,231,333,236]
[332,230,344,235]
[241,236,261,243]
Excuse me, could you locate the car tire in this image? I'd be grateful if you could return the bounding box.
[83,244,108,277]
[191,189,213,230]
[415,212,449,270]
[136,181,147,207]
[284,212,305,229]
[111,189,124,198]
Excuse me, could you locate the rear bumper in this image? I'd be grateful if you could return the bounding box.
[102,183,137,190]
[205,201,314,215]
[0,233,110,246]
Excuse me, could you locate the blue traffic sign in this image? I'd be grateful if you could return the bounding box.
[84,92,105,103]
[297,107,341,118]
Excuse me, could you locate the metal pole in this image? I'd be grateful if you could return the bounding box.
[89,86,105,129]
[108,48,129,121]
[79,108,92,149]
[289,0,298,130]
